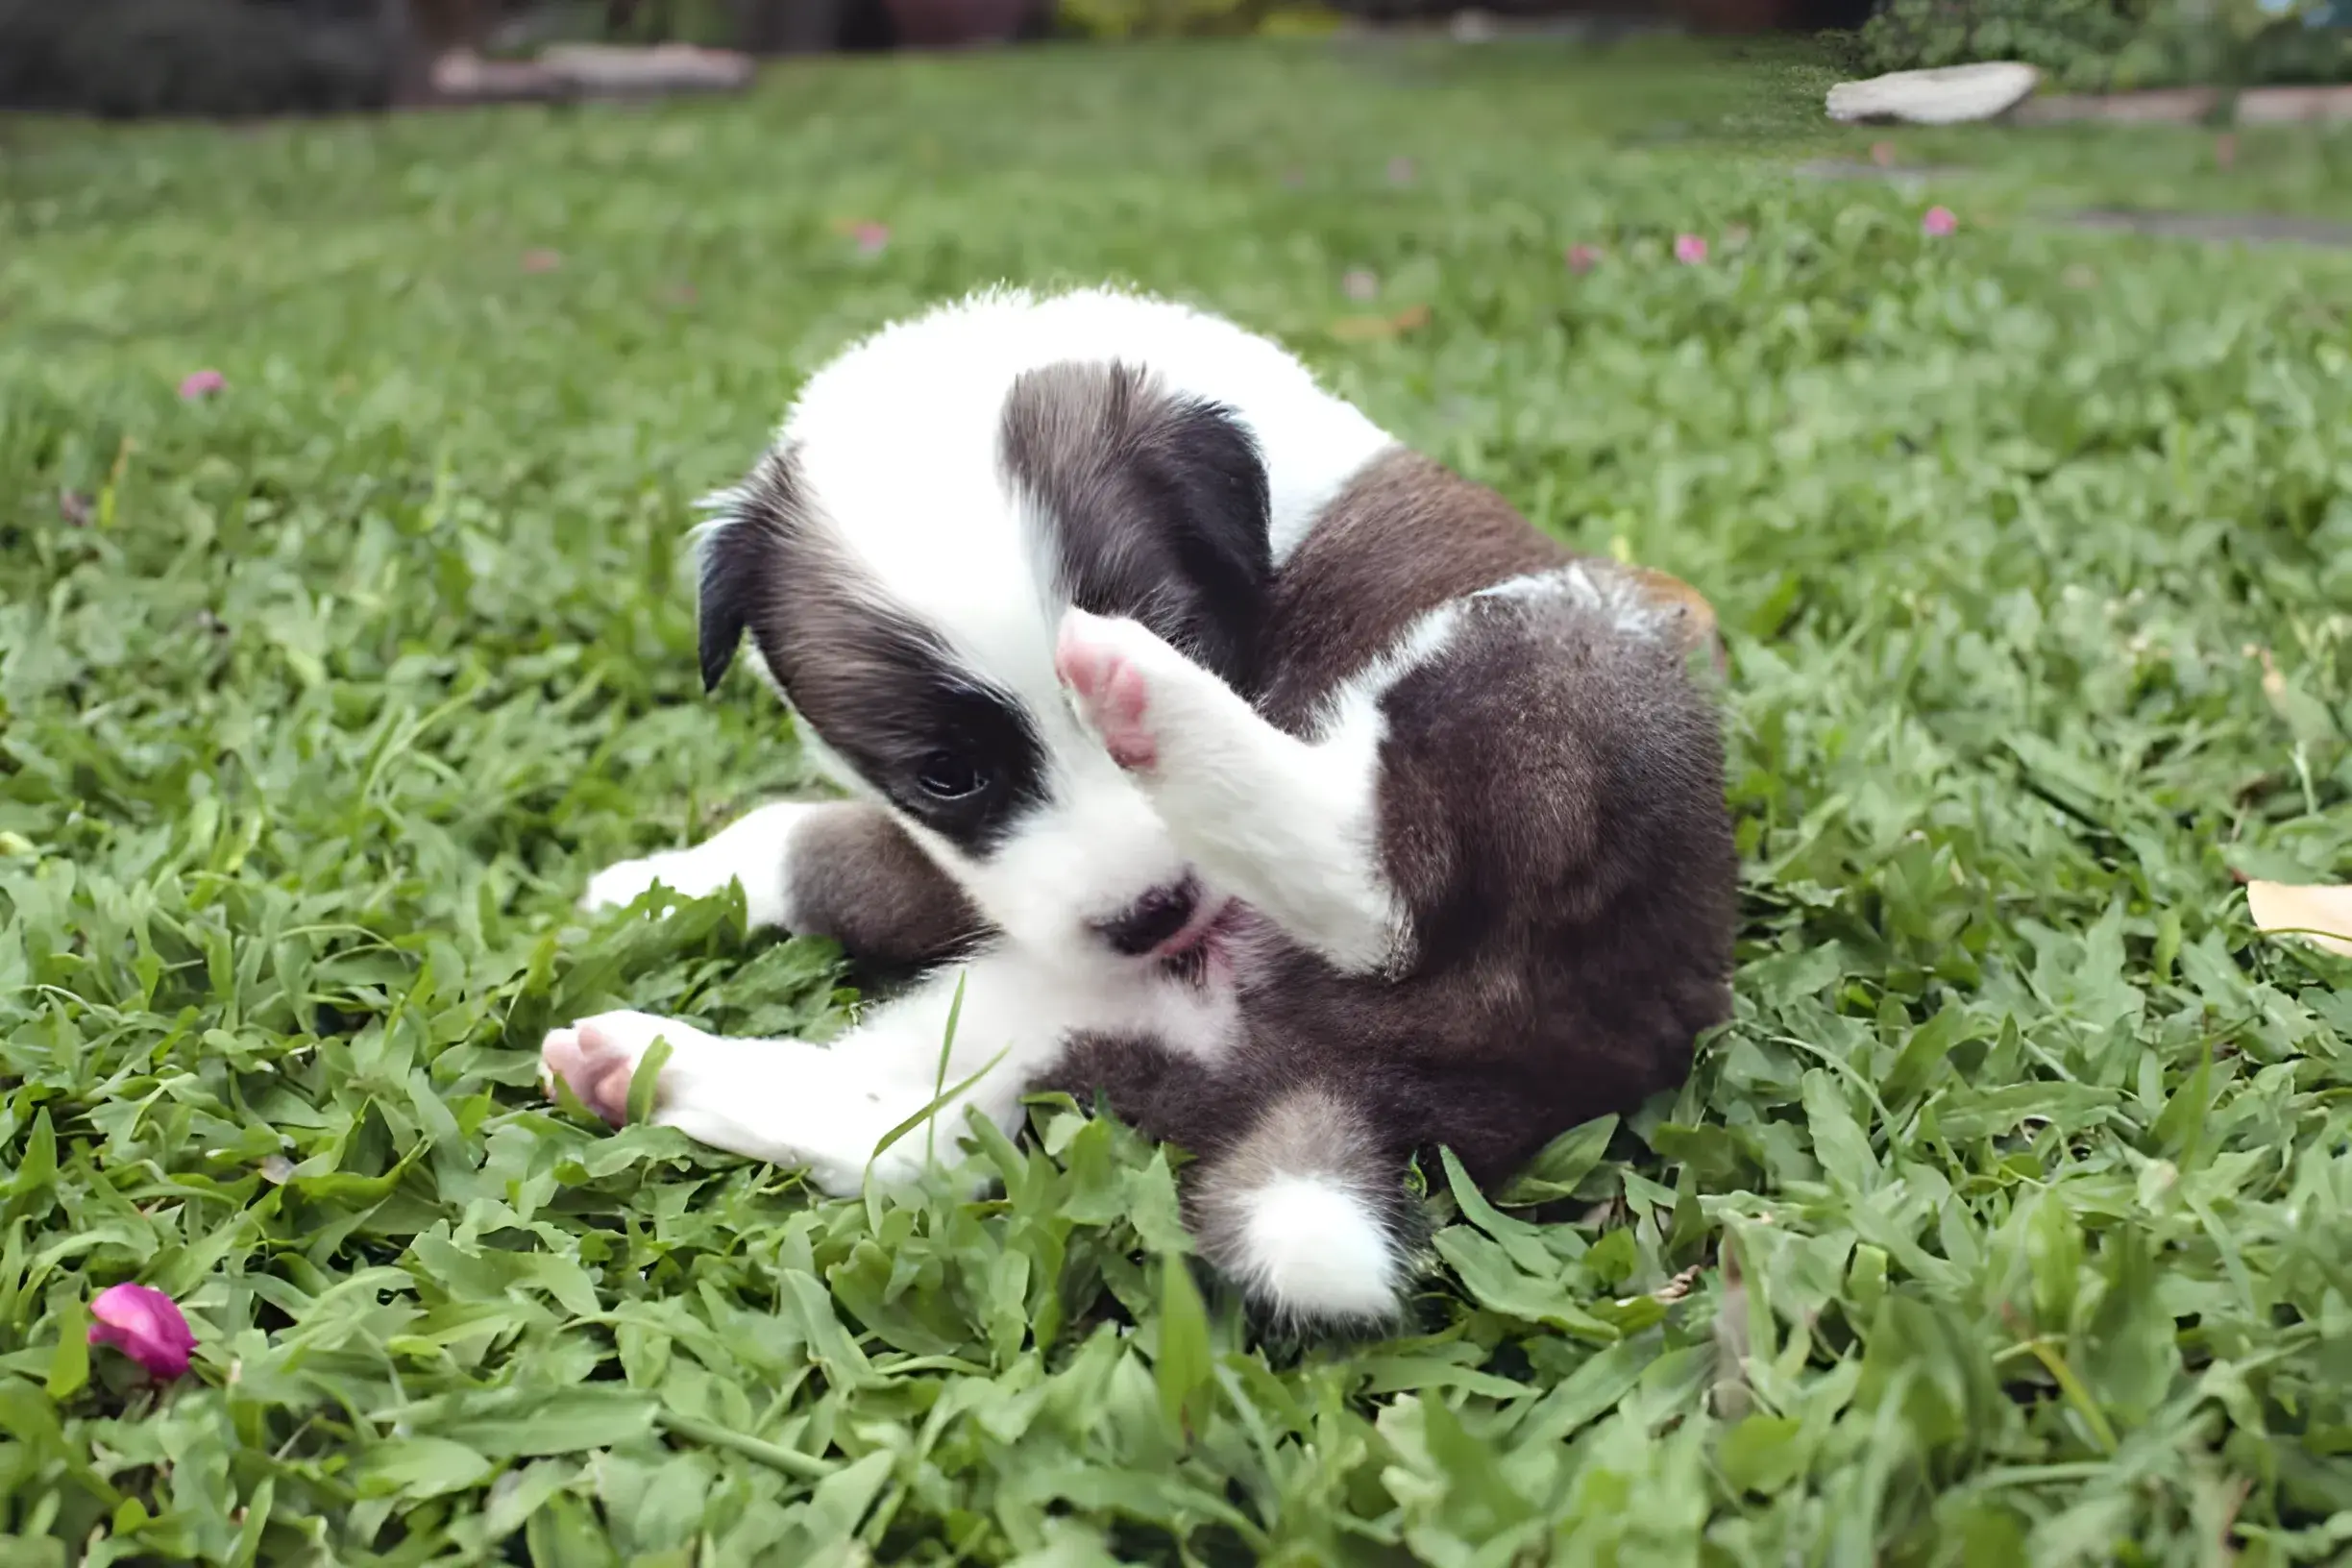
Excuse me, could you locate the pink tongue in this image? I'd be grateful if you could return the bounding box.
[1153,901,1226,958]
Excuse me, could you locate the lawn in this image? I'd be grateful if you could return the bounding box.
[4,32,2352,1566]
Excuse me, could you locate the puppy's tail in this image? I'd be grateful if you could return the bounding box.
[1189,1084,1414,1329]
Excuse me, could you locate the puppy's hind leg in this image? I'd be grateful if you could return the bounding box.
[1056,608,1410,973]
[581,799,988,969]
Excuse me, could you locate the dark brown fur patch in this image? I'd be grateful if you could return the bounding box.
[782,802,992,972]
[1254,449,1569,733]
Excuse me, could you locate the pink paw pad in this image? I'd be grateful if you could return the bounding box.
[1056,614,1158,771]
[541,1023,642,1127]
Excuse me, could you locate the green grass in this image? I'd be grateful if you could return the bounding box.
[4,33,2352,1566]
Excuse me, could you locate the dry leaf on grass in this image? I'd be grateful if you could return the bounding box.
[2246,881,2352,958]
[1327,303,1431,342]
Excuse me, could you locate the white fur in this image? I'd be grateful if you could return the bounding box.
[721,286,1399,953]
[545,939,1238,1193]
[581,799,821,928]
[1231,1174,1402,1322]
[1476,561,1667,641]
[779,286,1394,570]
[1057,606,1429,974]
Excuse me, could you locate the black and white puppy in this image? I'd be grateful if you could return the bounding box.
[541,286,1736,1328]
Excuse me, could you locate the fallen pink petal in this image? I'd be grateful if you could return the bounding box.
[852,222,891,257]
[178,370,226,400]
[1566,244,1602,274]
[1922,206,1958,237]
[1674,233,1708,264]
[87,1283,196,1382]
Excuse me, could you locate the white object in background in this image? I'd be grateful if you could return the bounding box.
[1826,62,2042,126]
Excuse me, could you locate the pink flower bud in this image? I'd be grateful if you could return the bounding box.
[1922,206,1958,237]
[87,1283,195,1381]
[851,222,890,257]
[1673,233,1708,265]
[178,370,226,400]
[1566,244,1602,274]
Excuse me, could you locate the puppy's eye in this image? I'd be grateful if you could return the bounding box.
[916,753,989,801]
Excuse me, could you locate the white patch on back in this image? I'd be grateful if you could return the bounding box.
[1474,561,1665,641]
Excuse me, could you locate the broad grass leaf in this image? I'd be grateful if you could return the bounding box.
[1154,1256,1213,1439]
[1741,943,1850,1007]
[392,1388,658,1459]
[1515,1337,1655,1443]
[357,1436,495,1499]
[526,1492,621,1568]
[1800,1069,1877,1194]
[2081,1232,2178,1427]
[1505,1109,1618,1213]
[623,1034,674,1126]
[1718,1413,1806,1495]
[45,1290,87,1400]
[1434,1226,1617,1341]
[777,1269,875,1389]
[1440,1146,1556,1274]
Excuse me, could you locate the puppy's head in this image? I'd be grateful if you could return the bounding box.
[696,347,1271,961]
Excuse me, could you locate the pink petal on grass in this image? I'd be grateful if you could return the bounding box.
[1566,244,1602,274]
[851,222,891,257]
[1673,233,1708,264]
[87,1283,196,1381]
[178,370,226,400]
[1922,206,1958,237]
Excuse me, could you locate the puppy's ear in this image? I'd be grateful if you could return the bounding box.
[1002,361,1274,690]
[696,445,806,695]
[697,524,752,693]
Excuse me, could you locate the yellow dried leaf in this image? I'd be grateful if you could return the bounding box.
[2245,881,2352,958]
[1328,303,1431,342]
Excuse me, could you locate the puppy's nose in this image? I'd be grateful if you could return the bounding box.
[1093,877,1201,956]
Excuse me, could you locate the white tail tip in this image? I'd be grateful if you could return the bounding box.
[1231,1173,1402,1323]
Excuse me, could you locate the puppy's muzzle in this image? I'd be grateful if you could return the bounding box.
[1093,875,1204,957]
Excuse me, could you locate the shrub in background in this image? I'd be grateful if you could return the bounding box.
[1858,0,2352,91]
[1051,0,1332,37]
[0,0,396,117]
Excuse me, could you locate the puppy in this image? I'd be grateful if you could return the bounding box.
[541,286,1736,1329]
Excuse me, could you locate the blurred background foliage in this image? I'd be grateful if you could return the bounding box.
[1858,1,2352,94]
[1,0,2347,120]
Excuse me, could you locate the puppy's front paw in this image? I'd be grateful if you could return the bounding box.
[540,1010,711,1125]
[1056,609,1173,772]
